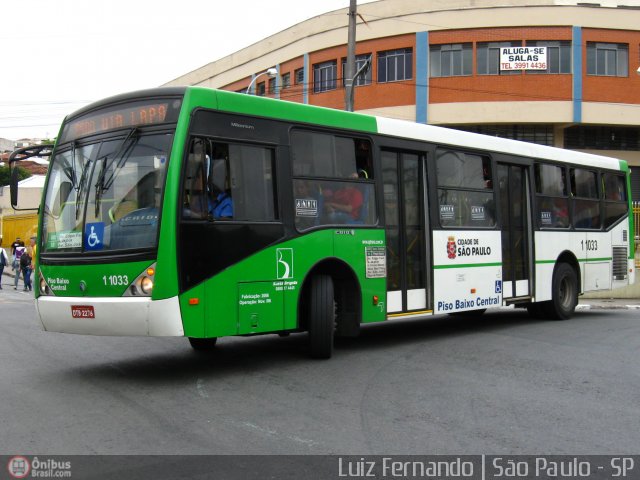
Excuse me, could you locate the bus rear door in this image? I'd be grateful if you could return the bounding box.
[381,149,431,314]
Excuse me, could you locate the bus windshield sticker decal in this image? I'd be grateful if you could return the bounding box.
[276,248,294,279]
[471,206,485,221]
[85,222,105,251]
[295,199,318,217]
[541,211,552,225]
[365,246,386,279]
[46,231,82,250]
[440,204,455,220]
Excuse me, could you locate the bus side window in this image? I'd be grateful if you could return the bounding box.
[182,138,209,220]
[436,149,495,228]
[535,163,569,228]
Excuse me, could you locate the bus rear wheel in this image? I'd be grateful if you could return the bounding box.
[188,337,218,351]
[543,263,578,320]
[307,275,335,359]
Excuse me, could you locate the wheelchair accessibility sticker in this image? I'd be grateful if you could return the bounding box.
[85,222,104,250]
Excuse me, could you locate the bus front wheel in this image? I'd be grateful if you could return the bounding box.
[308,275,335,359]
[544,263,578,320]
[188,337,218,351]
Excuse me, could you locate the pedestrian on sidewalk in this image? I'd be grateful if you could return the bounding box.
[13,244,26,290]
[22,236,36,292]
[20,247,33,292]
[11,237,24,257]
[0,246,9,290]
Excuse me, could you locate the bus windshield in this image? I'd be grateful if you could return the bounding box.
[41,132,172,254]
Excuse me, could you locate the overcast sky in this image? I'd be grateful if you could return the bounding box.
[1,0,375,141]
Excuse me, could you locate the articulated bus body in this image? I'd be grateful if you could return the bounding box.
[17,87,634,358]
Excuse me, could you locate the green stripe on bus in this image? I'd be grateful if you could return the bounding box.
[193,87,379,134]
[536,258,612,264]
[434,262,502,269]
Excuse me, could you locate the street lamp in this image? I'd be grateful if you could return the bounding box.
[246,67,278,95]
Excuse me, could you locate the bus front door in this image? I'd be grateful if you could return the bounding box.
[497,163,533,300]
[381,150,430,314]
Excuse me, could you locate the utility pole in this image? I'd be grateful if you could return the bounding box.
[344,0,357,111]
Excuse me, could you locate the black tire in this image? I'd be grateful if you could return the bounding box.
[308,275,335,359]
[543,263,578,320]
[188,337,218,351]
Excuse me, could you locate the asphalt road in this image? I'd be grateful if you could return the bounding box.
[1,287,639,456]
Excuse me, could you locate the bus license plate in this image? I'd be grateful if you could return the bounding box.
[71,305,95,319]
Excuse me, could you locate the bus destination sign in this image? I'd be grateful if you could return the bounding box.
[60,98,181,142]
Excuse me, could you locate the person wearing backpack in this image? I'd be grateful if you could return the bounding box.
[0,246,9,289]
[13,245,25,290]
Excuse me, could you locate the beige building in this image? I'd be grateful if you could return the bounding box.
[165,0,640,201]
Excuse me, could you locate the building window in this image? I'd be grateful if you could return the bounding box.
[342,54,372,86]
[525,40,571,74]
[295,68,304,85]
[430,43,472,77]
[377,48,413,83]
[477,41,521,75]
[256,81,266,96]
[450,124,554,146]
[564,126,640,150]
[587,42,628,76]
[313,61,337,93]
[281,72,291,89]
[268,77,276,95]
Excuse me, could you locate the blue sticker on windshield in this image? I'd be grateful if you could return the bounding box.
[85,222,105,250]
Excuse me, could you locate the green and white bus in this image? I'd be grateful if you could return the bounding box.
[10,87,635,358]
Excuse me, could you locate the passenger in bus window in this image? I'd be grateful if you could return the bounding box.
[211,183,233,220]
[482,160,493,189]
[324,173,363,224]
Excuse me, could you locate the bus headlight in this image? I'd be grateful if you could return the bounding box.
[124,262,156,297]
[140,276,154,294]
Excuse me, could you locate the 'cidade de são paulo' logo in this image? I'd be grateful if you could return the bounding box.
[447,236,456,260]
[7,456,30,479]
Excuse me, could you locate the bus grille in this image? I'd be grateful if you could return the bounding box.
[612,247,628,280]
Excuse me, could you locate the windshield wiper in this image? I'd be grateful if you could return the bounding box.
[60,142,78,190]
[100,128,139,191]
[74,150,93,221]
[94,128,139,217]
[94,154,108,217]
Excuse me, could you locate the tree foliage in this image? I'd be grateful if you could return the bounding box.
[0,165,31,187]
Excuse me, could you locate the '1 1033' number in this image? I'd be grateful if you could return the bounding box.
[103,275,129,286]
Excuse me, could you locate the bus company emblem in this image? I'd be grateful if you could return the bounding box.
[276,248,294,279]
[447,236,456,259]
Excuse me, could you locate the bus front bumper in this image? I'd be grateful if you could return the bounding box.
[35,296,184,336]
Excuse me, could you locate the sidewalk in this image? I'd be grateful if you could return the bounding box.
[1,268,29,291]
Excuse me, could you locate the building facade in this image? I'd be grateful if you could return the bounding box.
[164,0,640,199]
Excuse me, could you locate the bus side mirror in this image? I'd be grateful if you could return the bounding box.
[10,165,19,208]
[8,143,54,210]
